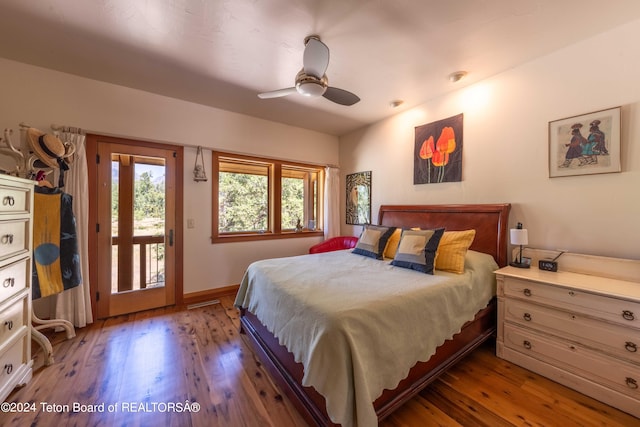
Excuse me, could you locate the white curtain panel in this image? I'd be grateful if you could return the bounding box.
[323,167,340,239]
[50,129,92,327]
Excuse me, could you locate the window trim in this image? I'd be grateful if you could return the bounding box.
[212,151,324,243]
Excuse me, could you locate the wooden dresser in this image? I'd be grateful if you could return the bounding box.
[0,175,34,402]
[496,250,640,418]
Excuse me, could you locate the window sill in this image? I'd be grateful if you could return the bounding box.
[211,230,324,244]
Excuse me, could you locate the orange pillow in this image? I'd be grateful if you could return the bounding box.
[435,230,476,273]
[383,228,402,258]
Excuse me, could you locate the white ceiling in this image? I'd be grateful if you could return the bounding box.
[1,0,640,136]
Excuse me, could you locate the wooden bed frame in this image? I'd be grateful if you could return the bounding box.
[239,203,511,426]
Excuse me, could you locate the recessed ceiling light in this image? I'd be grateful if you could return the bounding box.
[448,71,468,83]
[390,100,404,108]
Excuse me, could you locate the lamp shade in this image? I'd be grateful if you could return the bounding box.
[510,228,528,246]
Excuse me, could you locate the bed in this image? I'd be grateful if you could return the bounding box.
[235,204,511,426]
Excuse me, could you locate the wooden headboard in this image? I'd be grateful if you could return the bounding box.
[378,204,511,267]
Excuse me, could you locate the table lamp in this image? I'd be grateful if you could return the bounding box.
[509,222,530,268]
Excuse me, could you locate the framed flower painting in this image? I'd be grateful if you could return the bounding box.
[414,113,463,184]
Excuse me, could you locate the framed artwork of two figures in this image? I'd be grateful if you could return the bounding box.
[549,106,621,178]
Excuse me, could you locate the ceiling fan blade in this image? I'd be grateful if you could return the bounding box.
[258,87,297,99]
[323,87,360,106]
[303,37,329,78]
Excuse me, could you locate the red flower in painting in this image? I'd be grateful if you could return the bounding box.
[419,136,434,159]
[432,150,446,167]
[436,127,456,160]
[430,127,455,167]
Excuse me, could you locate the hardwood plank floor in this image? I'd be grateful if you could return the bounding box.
[4,296,639,426]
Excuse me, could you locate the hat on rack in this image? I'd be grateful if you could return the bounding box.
[26,128,69,171]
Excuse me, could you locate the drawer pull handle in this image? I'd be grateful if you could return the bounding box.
[4,320,13,330]
[625,342,638,353]
[626,377,638,390]
[3,363,12,375]
[1,234,14,244]
[523,313,532,321]
[523,340,532,350]
[622,310,635,321]
[568,291,575,296]
[2,196,15,206]
[523,288,532,297]
[2,277,14,288]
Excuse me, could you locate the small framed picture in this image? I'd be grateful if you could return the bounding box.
[346,171,371,225]
[521,257,532,267]
[549,106,621,178]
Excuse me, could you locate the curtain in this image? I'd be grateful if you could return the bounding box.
[323,166,340,239]
[49,128,92,327]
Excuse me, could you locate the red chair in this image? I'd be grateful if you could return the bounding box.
[309,236,358,254]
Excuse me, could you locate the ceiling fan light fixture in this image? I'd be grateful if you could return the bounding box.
[295,71,328,97]
[296,81,326,97]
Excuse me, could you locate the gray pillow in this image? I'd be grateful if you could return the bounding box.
[352,225,397,259]
[391,228,445,274]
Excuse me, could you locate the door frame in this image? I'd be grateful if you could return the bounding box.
[87,134,184,318]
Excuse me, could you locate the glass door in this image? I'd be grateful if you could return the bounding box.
[95,141,177,318]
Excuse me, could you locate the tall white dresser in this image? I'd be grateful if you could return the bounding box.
[0,175,34,402]
[496,250,640,418]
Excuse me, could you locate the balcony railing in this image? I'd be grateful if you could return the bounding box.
[111,235,165,293]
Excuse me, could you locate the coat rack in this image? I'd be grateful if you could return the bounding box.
[0,127,39,178]
[0,123,78,365]
[0,123,75,180]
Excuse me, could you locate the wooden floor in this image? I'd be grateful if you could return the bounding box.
[4,296,639,427]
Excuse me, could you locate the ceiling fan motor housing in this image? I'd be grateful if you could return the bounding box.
[295,70,328,97]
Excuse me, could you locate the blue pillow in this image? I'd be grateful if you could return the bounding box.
[352,225,397,259]
[391,228,445,274]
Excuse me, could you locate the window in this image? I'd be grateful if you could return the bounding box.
[212,151,324,242]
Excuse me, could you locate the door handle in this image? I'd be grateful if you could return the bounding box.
[169,229,174,246]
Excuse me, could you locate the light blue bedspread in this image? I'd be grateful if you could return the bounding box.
[234,249,497,427]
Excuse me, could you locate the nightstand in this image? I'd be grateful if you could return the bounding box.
[496,264,640,418]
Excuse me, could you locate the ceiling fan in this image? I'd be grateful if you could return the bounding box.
[258,35,360,106]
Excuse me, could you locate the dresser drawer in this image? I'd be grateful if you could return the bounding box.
[0,334,28,388]
[504,323,640,400]
[0,219,29,262]
[0,295,26,346]
[503,299,640,364]
[503,277,640,329]
[0,185,30,216]
[0,258,28,302]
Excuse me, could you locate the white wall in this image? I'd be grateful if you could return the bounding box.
[339,19,640,261]
[0,58,337,293]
